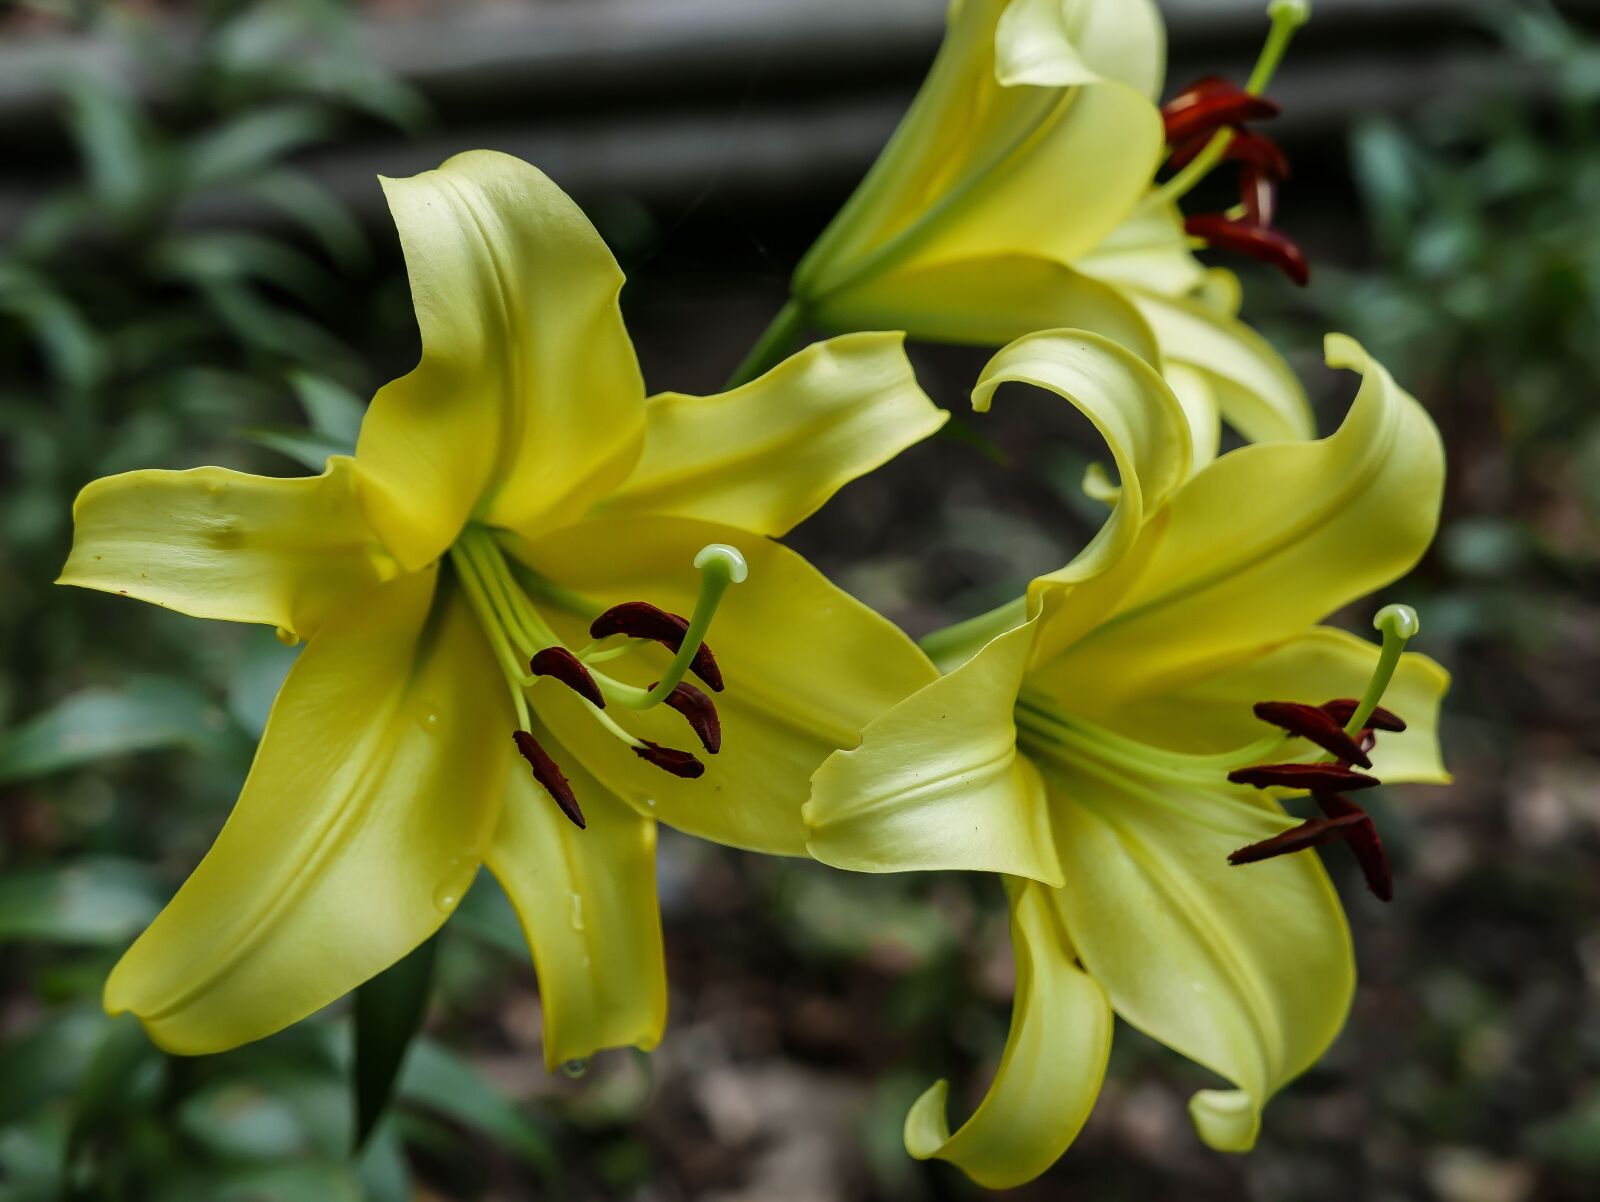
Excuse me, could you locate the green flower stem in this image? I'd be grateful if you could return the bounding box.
[724,299,810,390]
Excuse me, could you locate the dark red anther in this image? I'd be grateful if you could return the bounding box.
[1229,762,1381,792]
[1252,701,1373,768]
[530,647,605,709]
[1314,793,1393,901]
[631,739,705,779]
[1162,76,1280,144]
[1239,166,1276,226]
[1320,698,1406,733]
[1183,213,1310,286]
[590,601,724,692]
[513,730,585,830]
[1227,811,1371,864]
[1166,128,1291,179]
[653,680,721,754]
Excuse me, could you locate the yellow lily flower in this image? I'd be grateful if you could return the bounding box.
[781,0,1316,460]
[59,149,947,1061]
[804,330,1449,1186]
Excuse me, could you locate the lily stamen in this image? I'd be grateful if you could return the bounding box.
[632,741,706,779]
[513,730,585,830]
[655,681,721,754]
[1151,0,1312,285]
[1227,605,1420,900]
[450,527,744,823]
[530,647,606,709]
[1250,700,1371,767]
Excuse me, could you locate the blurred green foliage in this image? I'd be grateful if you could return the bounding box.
[1308,1,1600,664]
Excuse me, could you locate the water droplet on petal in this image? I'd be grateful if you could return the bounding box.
[561,1058,589,1079]
[644,797,657,810]
[433,858,476,913]
[568,892,585,932]
[416,701,441,733]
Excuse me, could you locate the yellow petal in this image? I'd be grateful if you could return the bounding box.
[812,254,1159,364]
[998,0,1166,98]
[105,569,510,1053]
[1127,288,1314,444]
[795,0,1161,305]
[1074,202,1207,297]
[599,333,946,538]
[358,151,645,569]
[488,728,666,1069]
[890,82,1163,282]
[1045,763,1354,1152]
[806,618,1063,885]
[58,456,395,640]
[905,877,1112,1188]
[1166,361,1221,473]
[1029,334,1445,696]
[1089,626,1451,785]
[973,331,1191,592]
[516,515,937,856]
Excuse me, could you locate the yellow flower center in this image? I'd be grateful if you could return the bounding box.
[447,525,746,828]
[1015,605,1420,900]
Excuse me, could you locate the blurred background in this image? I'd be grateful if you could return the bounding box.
[3,0,1599,1199]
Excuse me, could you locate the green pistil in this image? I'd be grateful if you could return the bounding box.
[453,525,743,728]
[1342,603,1418,736]
[1143,0,1311,213]
[634,544,746,708]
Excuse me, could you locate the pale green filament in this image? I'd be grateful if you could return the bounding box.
[1013,598,1419,798]
[449,539,532,730]
[452,526,744,728]
[1142,0,1311,213]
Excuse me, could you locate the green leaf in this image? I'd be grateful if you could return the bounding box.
[182,106,336,190]
[236,425,347,471]
[66,1014,161,1153]
[450,873,527,959]
[227,627,301,740]
[355,1124,411,1202]
[60,72,151,215]
[398,1038,557,1177]
[0,675,227,787]
[0,1007,109,1124]
[353,934,437,1152]
[289,372,364,445]
[209,1163,365,1202]
[0,858,161,947]
[243,171,367,268]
